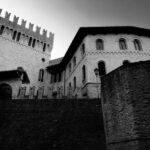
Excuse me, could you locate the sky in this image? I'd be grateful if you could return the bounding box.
[0,0,150,59]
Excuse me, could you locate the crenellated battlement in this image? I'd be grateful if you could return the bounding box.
[0,9,54,52]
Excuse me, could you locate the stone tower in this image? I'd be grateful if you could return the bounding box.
[0,9,54,98]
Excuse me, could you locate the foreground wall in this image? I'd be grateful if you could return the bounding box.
[101,61,150,150]
[0,99,106,150]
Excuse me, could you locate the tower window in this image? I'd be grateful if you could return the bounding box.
[0,25,5,35]
[98,61,106,76]
[28,37,32,46]
[16,32,21,42]
[119,38,127,50]
[12,31,17,40]
[96,39,104,50]
[73,77,76,90]
[38,69,44,82]
[82,65,86,83]
[32,39,36,48]
[134,39,142,51]
[43,43,46,51]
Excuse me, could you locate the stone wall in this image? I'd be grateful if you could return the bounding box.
[101,60,150,150]
[0,99,106,150]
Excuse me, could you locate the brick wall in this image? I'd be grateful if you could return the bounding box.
[101,61,150,150]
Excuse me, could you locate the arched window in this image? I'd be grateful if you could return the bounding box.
[134,39,142,51]
[12,31,17,40]
[119,38,127,50]
[123,60,130,65]
[82,65,86,83]
[98,61,106,76]
[0,25,5,35]
[16,32,21,42]
[73,77,76,90]
[96,39,104,50]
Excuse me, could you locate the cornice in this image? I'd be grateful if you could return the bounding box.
[86,50,150,56]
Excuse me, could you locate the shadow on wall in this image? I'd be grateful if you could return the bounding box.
[0,83,12,99]
[0,99,106,150]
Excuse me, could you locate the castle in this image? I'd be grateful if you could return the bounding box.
[1,9,150,99]
[1,9,150,150]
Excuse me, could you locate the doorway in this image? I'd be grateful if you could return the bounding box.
[0,83,12,99]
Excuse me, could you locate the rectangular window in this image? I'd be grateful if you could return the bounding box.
[73,56,76,67]
[28,37,32,46]
[58,73,62,82]
[16,32,21,42]
[32,39,36,48]
[82,65,86,83]
[50,74,53,83]
[43,43,46,51]
[51,74,56,83]
[12,31,17,40]
[69,63,71,73]
[38,69,44,82]
[73,77,76,90]
[54,74,57,83]
[0,25,5,35]
[69,82,71,87]
[81,44,85,57]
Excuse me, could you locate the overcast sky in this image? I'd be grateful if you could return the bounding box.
[0,0,150,59]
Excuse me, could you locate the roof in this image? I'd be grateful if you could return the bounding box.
[49,57,63,66]
[0,69,30,83]
[47,26,150,72]
[47,57,63,73]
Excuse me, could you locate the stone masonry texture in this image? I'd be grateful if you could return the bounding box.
[101,60,150,150]
[0,99,106,150]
